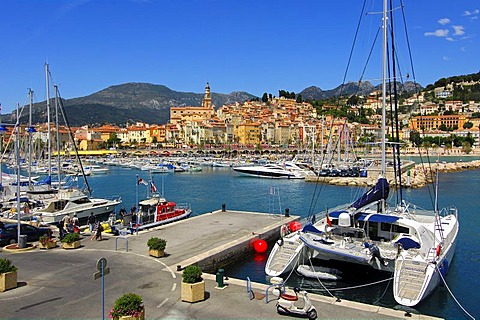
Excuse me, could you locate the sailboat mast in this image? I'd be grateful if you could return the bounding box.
[28,89,33,187]
[380,0,387,178]
[45,63,52,181]
[54,85,61,187]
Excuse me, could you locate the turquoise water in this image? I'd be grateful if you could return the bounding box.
[28,164,480,319]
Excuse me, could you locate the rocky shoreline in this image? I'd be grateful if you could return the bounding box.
[305,159,480,188]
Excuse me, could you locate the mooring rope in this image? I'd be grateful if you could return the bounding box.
[303,277,393,292]
[436,264,475,320]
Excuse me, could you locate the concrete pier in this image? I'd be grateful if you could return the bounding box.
[0,209,438,319]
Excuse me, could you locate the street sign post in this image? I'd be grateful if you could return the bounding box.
[94,258,109,320]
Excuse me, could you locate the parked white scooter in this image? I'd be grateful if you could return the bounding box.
[275,287,317,319]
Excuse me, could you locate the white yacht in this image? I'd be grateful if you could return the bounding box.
[34,189,122,224]
[233,161,312,179]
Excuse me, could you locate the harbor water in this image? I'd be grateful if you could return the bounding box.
[20,159,480,319]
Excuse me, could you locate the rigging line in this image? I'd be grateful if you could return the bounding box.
[304,277,394,292]
[339,0,368,97]
[357,26,381,89]
[399,0,417,84]
[436,264,476,320]
[307,257,336,299]
[56,88,92,195]
[309,118,335,216]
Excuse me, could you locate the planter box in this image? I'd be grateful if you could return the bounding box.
[0,271,17,292]
[62,240,81,249]
[39,240,57,250]
[116,308,145,320]
[148,248,165,258]
[181,281,205,303]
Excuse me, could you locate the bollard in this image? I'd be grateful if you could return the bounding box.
[285,208,290,217]
[221,204,226,212]
[216,268,225,288]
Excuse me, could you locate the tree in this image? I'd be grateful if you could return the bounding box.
[409,130,421,147]
[261,92,268,103]
[296,94,303,103]
[463,121,474,129]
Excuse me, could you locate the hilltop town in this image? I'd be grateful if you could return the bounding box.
[3,74,480,156]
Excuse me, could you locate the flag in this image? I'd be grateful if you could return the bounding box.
[137,178,148,185]
[150,181,157,193]
[326,213,332,227]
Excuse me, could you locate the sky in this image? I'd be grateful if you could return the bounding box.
[0,0,478,114]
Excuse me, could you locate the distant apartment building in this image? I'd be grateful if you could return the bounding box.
[420,103,438,115]
[434,87,452,99]
[409,114,467,131]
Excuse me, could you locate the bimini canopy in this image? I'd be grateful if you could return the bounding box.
[357,213,400,224]
[394,234,421,250]
[349,178,389,210]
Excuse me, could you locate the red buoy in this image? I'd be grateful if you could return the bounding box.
[254,239,268,253]
[289,221,302,232]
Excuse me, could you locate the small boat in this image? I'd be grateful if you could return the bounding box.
[296,264,343,281]
[130,176,191,231]
[135,193,191,230]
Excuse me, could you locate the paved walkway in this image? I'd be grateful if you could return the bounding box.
[0,210,438,319]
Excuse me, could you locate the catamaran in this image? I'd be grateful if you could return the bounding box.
[266,0,458,307]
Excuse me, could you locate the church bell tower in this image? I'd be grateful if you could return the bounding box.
[202,82,212,109]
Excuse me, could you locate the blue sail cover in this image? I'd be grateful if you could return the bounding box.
[349,178,389,210]
[34,175,52,186]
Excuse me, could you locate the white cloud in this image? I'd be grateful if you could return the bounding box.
[438,18,451,25]
[424,29,449,37]
[452,25,465,36]
[461,47,467,52]
[463,9,480,16]
[446,37,455,41]
[442,56,450,61]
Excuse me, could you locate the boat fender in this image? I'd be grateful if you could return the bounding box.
[280,225,288,238]
[436,244,441,257]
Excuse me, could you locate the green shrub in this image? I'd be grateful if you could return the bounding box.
[0,258,17,274]
[147,237,166,251]
[109,292,143,319]
[182,265,203,284]
[61,232,80,243]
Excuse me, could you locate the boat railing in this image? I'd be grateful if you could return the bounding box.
[176,203,191,211]
[104,195,122,203]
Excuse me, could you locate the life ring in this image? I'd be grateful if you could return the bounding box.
[280,225,288,238]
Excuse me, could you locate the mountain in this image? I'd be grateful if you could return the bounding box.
[8,83,257,126]
[299,81,422,101]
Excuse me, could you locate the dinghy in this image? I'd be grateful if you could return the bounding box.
[296,264,342,281]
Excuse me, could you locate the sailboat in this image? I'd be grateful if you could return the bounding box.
[266,0,459,307]
[30,64,122,223]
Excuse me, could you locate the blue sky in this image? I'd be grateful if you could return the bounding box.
[0,0,478,114]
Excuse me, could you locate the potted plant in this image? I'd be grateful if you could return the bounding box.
[181,265,205,303]
[109,292,145,320]
[147,237,166,258]
[39,234,57,250]
[0,258,17,292]
[61,232,81,249]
